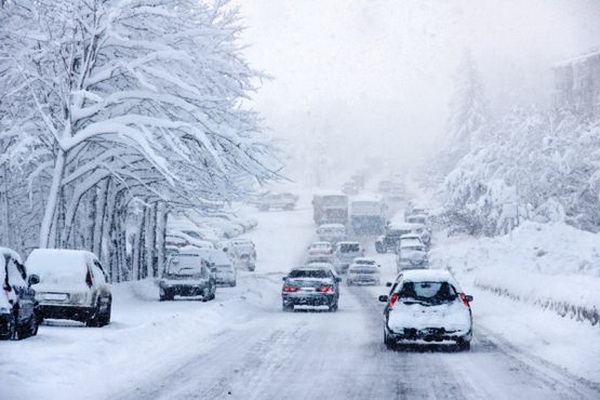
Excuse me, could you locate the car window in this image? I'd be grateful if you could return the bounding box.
[339,243,360,252]
[396,281,457,303]
[6,256,27,288]
[93,261,108,284]
[288,269,328,279]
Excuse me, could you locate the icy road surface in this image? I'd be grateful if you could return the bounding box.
[2,205,599,400]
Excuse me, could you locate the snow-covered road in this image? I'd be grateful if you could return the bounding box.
[2,205,599,399]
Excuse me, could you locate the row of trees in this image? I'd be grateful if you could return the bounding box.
[432,50,600,236]
[0,0,280,279]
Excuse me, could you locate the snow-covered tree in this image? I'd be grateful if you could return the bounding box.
[0,0,280,275]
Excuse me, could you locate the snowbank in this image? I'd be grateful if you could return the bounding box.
[431,221,600,326]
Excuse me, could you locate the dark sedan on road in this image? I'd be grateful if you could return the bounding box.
[282,266,341,312]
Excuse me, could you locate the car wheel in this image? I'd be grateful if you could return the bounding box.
[384,329,395,350]
[248,265,255,272]
[99,299,112,326]
[329,302,338,312]
[230,281,237,287]
[159,289,173,301]
[375,243,385,253]
[86,301,102,327]
[16,314,36,340]
[282,302,294,312]
[456,338,471,351]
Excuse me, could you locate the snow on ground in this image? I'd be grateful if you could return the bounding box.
[429,220,600,383]
[2,186,600,398]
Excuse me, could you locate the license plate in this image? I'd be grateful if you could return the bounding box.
[301,287,315,292]
[43,293,68,301]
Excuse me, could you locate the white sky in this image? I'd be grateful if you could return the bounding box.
[238,0,600,179]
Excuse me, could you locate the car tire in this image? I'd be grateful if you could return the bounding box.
[16,314,36,340]
[329,302,338,312]
[384,329,395,350]
[99,299,112,327]
[86,301,102,327]
[230,281,237,287]
[282,302,294,312]
[456,339,471,351]
[159,289,173,301]
[375,243,385,253]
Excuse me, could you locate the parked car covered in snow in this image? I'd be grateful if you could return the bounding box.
[159,249,217,301]
[316,223,347,244]
[333,241,364,274]
[346,258,380,286]
[209,250,237,287]
[281,266,341,312]
[223,238,257,271]
[254,191,299,211]
[379,269,473,350]
[26,249,112,327]
[1,247,40,340]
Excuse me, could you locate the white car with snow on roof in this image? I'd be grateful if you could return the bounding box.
[26,249,112,327]
[379,269,473,350]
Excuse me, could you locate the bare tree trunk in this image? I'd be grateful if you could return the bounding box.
[92,178,110,256]
[40,149,66,248]
[1,164,11,248]
[145,203,157,277]
[156,202,168,277]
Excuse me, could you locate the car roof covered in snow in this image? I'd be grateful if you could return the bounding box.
[26,249,96,271]
[399,269,461,288]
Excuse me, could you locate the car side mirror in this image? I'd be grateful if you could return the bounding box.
[465,295,473,302]
[385,282,392,287]
[28,274,40,286]
[282,277,287,281]
[378,295,389,303]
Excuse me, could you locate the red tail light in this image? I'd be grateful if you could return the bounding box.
[459,293,471,308]
[388,293,399,309]
[85,270,93,288]
[317,285,334,293]
[282,285,299,292]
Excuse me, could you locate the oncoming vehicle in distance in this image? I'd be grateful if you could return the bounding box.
[223,239,257,272]
[159,249,217,301]
[312,192,348,225]
[26,249,112,327]
[254,191,299,211]
[379,269,473,350]
[1,247,40,340]
[281,266,341,312]
[346,258,380,286]
[333,241,364,274]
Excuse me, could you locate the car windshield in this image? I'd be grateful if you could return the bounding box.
[339,243,360,252]
[349,268,377,274]
[397,281,457,304]
[288,269,329,279]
